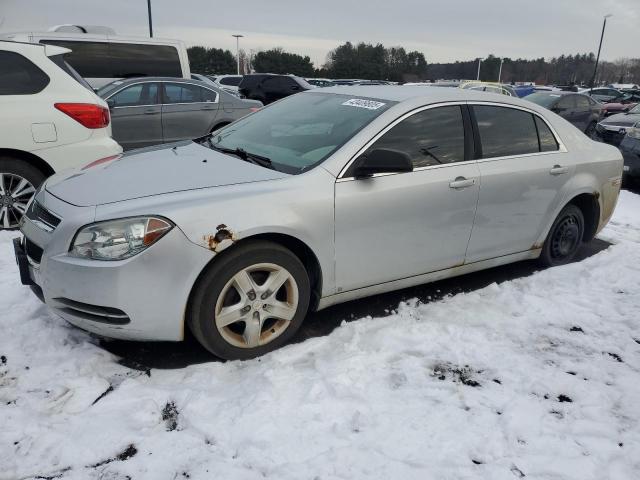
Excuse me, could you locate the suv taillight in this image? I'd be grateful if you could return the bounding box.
[54,103,110,129]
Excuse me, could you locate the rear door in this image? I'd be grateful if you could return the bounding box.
[573,95,592,131]
[465,105,573,262]
[334,105,480,292]
[554,95,579,127]
[108,82,162,150]
[160,82,219,142]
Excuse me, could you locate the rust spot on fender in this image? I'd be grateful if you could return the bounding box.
[531,242,543,250]
[203,224,237,253]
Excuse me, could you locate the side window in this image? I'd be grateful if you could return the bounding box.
[365,106,466,168]
[110,83,159,107]
[534,116,559,152]
[556,96,576,109]
[575,96,590,110]
[201,87,217,103]
[473,106,539,158]
[163,83,202,104]
[0,51,50,95]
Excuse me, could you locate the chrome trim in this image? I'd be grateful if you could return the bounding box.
[336,100,567,180]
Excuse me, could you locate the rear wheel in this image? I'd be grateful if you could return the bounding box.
[0,157,45,230]
[538,204,585,267]
[188,240,311,360]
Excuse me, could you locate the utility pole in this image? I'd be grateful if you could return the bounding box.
[590,14,612,92]
[476,58,482,81]
[147,0,153,37]
[498,58,504,83]
[232,34,244,75]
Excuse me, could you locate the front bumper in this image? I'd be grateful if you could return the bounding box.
[596,124,629,146]
[17,191,214,341]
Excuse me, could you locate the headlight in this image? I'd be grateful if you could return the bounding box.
[70,216,173,261]
[628,123,640,140]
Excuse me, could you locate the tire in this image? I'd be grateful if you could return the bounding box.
[188,240,311,360]
[538,204,585,267]
[0,157,46,230]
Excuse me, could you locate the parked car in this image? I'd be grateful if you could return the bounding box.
[619,125,640,184]
[525,91,601,137]
[14,86,622,359]
[595,104,640,146]
[306,78,335,88]
[97,77,262,151]
[582,87,623,103]
[1,25,190,89]
[601,100,638,118]
[238,74,312,105]
[459,81,517,96]
[0,40,121,229]
[209,74,243,95]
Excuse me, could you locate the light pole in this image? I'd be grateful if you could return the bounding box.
[232,34,244,75]
[498,58,504,83]
[476,58,482,81]
[147,0,153,38]
[590,14,612,92]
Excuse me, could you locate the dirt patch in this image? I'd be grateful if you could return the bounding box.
[162,401,179,431]
[89,444,138,468]
[432,363,482,387]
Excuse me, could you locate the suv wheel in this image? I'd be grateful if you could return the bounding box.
[188,240,311,360]
[0,157,45,230]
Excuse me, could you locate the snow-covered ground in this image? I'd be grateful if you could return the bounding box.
[1,191,640,480]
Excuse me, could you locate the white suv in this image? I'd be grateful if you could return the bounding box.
[0,40,121,229]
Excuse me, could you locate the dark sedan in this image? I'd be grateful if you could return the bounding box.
[596,104,640,147]
[98,77,262,150]
[525,91,601,137]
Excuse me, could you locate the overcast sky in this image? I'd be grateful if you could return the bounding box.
[1,0,638,66]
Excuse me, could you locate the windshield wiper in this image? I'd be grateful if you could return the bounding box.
[206,139,274,170]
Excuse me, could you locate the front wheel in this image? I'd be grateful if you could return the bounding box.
[188,240,311,360]
[538,204,585,267]
[0,157,45,230]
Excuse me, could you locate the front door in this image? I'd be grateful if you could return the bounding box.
[108,82,162,150]
[465,105,573,262]
[334,105,480,292]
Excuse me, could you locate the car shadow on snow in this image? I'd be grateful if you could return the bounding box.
[100,238,611,370]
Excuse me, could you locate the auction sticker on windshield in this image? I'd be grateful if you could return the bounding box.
[342,99,386,110]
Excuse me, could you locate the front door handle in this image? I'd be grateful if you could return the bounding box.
[550,165,568,175]
[449,177,475,189]
[143,109,157,115]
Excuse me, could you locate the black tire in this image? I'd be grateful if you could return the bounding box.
[0,157,46,230]
[187,240,311,360]
[538,204,585,267]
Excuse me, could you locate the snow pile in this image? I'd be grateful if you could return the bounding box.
[1,191,640,480]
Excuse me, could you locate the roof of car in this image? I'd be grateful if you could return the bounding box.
[103,77,212,87]
[313,85,531,104]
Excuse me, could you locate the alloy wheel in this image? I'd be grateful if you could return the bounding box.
[0,173,36,229]
[214,262,299,348]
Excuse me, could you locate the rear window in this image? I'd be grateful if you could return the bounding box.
[0,51,49,95]
[473,106,540,158]
[220,76,241,86]
[40,40,182,78]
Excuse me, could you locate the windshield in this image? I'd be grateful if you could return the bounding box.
[206,92,395,173]
[526,92,562,108]
[629,104,640,114]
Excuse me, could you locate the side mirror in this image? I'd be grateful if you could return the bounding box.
[551,106,565,113]
[291,85,300,91]
[352,148,413,178]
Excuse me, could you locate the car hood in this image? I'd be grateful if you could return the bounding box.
[45,141,290,207]
[600,112,640,127]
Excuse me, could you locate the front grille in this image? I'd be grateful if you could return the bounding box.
[24,238,43,264]
[52,297,130,325]
[25,201,61,231]
[597,128,626,146]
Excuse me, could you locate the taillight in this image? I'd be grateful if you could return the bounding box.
[54,103,110,129]
[82,154,121,170]
[250,107,261,112]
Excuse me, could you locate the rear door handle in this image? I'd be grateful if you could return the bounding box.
[143,108,158,115]
[449,177,475,189]
[550,165,568,175]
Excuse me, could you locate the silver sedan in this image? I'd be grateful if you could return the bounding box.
[15,86,623,359]
[97,77,263,151]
